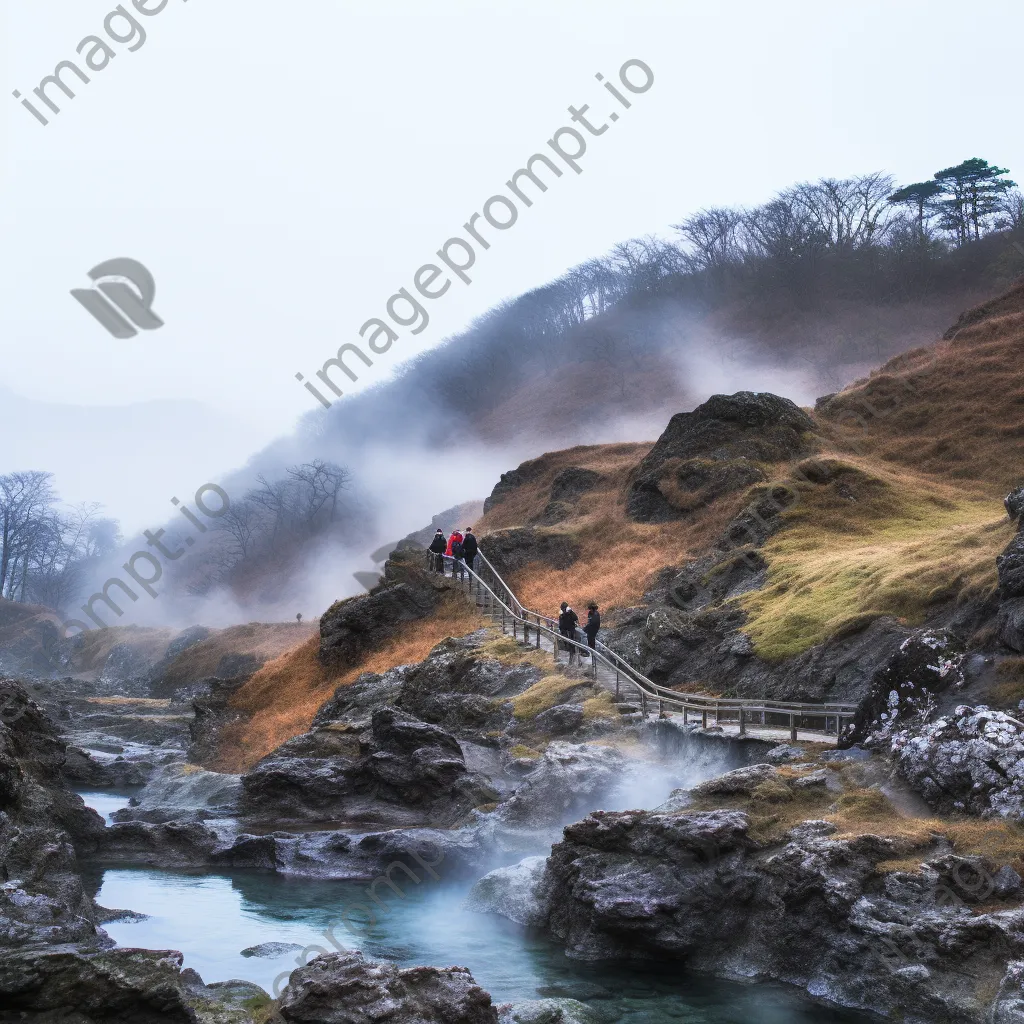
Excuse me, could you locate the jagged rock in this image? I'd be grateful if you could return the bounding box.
[481,528,580,581]
[476,806,1024,1022]
[62,744,153,786]
[999,599,1024,653]
[319,551,451,668]
[532,704,585,736]
[1006,487,1024,523]
[888,704,1024,817]
[313,633,541,744]
[842,628,966,746]
[484,458,551,514]
[100,642,155,685]
[626,392,814,523]
[498,998,604,1024]
[97,820,222,866]
[764,744,805,763]
[463,855,549,927]
[691,763,778,796]
[0,947,197,1022]
[0,679,106,949]
[110,762,241,823]
[277,950,498,1024]
[241,706,497,826]
[497,743,626,827]
[241,941,304,958]
[999,532,1024,600]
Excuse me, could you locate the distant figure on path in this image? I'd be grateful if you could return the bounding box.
[584,603,601,651]
[428,529,447,572]
[296,612,302,625]
[558,601,580,663]
[462,527,478,573]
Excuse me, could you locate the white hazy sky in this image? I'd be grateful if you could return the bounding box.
[1,0,1022,532]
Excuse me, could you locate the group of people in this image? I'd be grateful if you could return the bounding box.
[557,600,601,662]
[427,526,601,664]
[428,526,478,576]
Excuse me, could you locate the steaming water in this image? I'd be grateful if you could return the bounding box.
[94,868,874,1023]
[79,763,877,1023]
[75,788,139,824]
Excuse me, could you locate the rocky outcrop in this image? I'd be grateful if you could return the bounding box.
[313,633,541,743]
[471,803,1024,1023]
[0,679,106,949]
[277,950,498,1024]
[111,762,241,823]
[626,391,815,523]
[319,550,453,669]
[241,706,497,826]
[480,528,580,582]
[888,704,1024,818]
[841,628,967,747]
[496,742,625,828]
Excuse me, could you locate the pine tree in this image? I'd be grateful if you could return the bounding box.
[933,158,1016,245]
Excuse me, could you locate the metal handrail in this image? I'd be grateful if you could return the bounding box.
[471,550,856,714]
[429,550,856,739]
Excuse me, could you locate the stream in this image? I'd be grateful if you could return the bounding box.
[81,789,876,1023]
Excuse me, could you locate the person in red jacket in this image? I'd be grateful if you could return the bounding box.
[445,529,463,557]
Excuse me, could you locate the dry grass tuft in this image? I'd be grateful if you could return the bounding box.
[738,458,1010,660]
[211,597,485,772]
[85,697,171,708]
[511,673,588,720]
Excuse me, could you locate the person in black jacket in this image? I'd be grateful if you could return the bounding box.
[428,529,446,573]
[462,528,479,572]
[583,603,601,651]
[558,601,580,663]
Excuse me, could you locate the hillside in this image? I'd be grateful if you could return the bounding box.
[469,280,1024,714]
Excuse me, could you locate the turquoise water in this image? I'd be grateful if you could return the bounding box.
[75,788,138,824]
[95,866,876,1023]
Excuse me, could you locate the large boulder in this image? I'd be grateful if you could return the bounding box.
[841,628,966,747]
[241,706,497,826]
[277,950,498,1024]
[477,806,1024,1022]
[889,704,1024,817]
[626,392,815,523]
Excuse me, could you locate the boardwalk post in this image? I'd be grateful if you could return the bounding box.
[659,699,665,719]
[501,609,506,634]
[790,713,797,742]
[513,618,517,640]
[683,707,688,725]
[701,709,707,729]
[739,710,746,735]
[536,616,541,648]
[615,670,620,699]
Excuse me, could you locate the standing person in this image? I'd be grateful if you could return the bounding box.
[445,528,463,558]
[428,529,447,573]
[449,529,466,579]
[462,527,479,573]
[558,601,580,664]
[584,603,601,652]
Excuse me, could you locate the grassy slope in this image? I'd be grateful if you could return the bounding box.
[475,281,1024,667]
[211,596,486,772]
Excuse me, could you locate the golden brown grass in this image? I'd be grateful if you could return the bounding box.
[821,281,1024,493]
[738,458,1011,659]
[477,442,749,616]
[156,622,317,693]
[692,769,1024,886]
[210,597,486,771]
[987,658,1024,708]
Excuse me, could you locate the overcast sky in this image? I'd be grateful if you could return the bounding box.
[2,0,1022,532]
